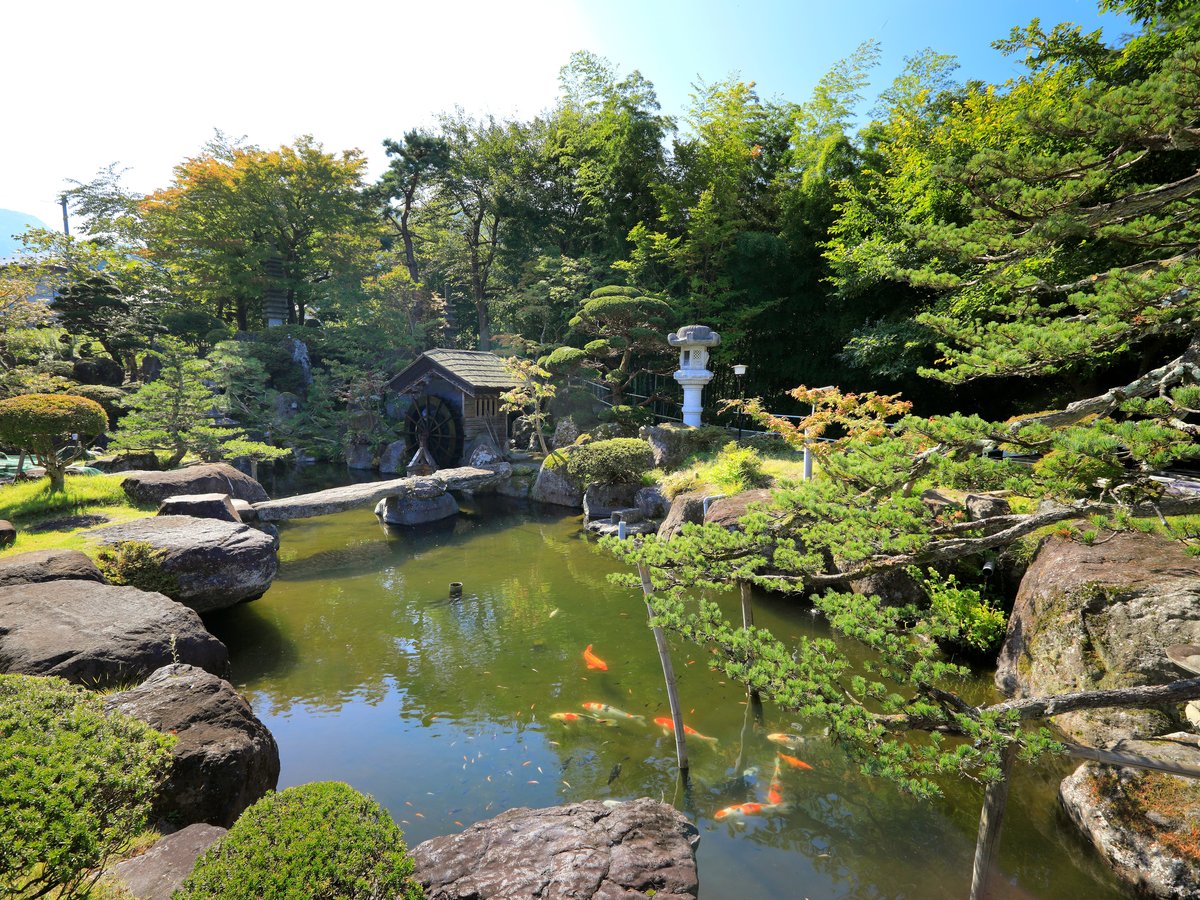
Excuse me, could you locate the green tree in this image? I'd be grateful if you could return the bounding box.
[0,393,108,491]
[377,131,451,283]
[566,285,674,405]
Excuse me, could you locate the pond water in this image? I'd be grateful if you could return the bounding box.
[205,493,1129,899]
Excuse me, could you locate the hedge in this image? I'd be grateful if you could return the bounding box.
[564,437,654,486]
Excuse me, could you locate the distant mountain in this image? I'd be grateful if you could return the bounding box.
[0,209,52,261]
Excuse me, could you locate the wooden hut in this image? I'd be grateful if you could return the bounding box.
[384,349,518,469]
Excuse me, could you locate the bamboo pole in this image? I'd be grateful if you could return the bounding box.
[638,563,689,774]
[969,741,1017,900]
[739,582,764,722]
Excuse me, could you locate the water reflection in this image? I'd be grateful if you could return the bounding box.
[205,495,1128,900]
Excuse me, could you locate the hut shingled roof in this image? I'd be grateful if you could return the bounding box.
[386,349,519,396]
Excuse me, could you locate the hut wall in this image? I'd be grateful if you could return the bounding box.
[463,392,507,447]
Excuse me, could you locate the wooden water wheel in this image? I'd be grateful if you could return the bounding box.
[404,395,464,469]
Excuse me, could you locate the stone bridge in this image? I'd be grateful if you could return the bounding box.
[250,466,506,522]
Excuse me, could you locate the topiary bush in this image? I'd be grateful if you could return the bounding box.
[564,437,654,486]
[177,781,423,900]
[0,675,174,899]
[0,393,109,491]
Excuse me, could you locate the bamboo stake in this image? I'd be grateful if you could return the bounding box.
[739,581,764,721]
[969,741,1017,900]
[638,563,689,774]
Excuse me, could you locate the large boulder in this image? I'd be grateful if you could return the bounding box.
[531,456,583,508]
[995,531,1200,745]
[658,493,706,540]
[88,516,278,613]
[0,519,14,548]
[0,580,228,686]
[412,798,699,900]
[157,493,241,523]
[104,664,280,827]
[123,464,270,505]
[583,483,640,523]
[0,548,105,586]
[1060,735,1200,898]
[639,424,726,470]
[496,463,539,499]
[375,491,459,526]
[703,488,773,531]
[635,486,670,520]
[104,824,227,900]
[551,416,580,450]
[379,439,408,475]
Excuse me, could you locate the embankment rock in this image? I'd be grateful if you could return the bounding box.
[88,516,278,613]
[658,493,706,540]
[995,531,1200,745]
[379,439,408,474]
[413,798,700,900]
[531,457,582,508]
[1060,735,1200,898]
[104,823,227,900]
[104,664,279,827]
[123,464,270,505]
[0,548,105,586]
[0,580,228,686]
[157,493,241,523]
[635,486,669,519]
[703,489,773,531]
[583,483,639,523]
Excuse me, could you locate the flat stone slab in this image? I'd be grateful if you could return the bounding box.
[413,798,699,900]
[0,580,229,687]
[87,516,278,613]
[158,493,241,523]
[105,823,227,900]
[251,466,502,521]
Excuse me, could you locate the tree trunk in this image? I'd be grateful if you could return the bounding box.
[477,300,490,351]
[740,582,763,716]
[969,742,1017,900]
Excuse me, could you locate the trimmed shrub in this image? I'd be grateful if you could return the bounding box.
[65,384,128,426]
[72,357,124,387]
[0,675,174,899]
[0,393,109,490]
[541,346,588,374]
[565,437,653,486]
[177,782,422,900]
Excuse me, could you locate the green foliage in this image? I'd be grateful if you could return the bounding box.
[0,674,174,898]
[177,782,422,900]
[707,441,768,493]
[564,437,653,485]
[597,404,654,431]
[0,393,109,490]
[541,345,589,374]
[910,567,1007,654]
[97,541,180,597]
[64,384,128,427]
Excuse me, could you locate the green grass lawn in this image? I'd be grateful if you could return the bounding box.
[654,442,813,498]
[0,474,155,558]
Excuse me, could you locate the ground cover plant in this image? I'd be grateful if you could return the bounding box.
[0,675,174,899]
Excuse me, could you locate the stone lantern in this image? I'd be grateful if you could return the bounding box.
[668,324,721,427]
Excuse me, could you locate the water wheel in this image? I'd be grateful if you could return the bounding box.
[404,395,464,469]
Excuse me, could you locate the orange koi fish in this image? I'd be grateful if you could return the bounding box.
[582,702,643,722]
[714,800,791,820]
[766,732,805,750]
[583,645,608,671]
[778,753,813,770]
[653,716,719,743]
[767,756,784,805]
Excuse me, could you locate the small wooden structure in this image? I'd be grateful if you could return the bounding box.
[384,349,518,469]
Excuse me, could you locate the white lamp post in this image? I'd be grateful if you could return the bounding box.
[668,325,721,427]
[732,364,747,440]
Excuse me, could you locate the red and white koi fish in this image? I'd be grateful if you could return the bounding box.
[714,800,792,820]
[583,645,608,671]
[778,753,814,770]
[766,732,805,750]
[653,716,718,743]
[582,702,644,722]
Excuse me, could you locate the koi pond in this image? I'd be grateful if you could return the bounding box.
[205,492,1128,899]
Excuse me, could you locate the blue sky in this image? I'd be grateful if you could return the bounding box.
[1,0,1133,231]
